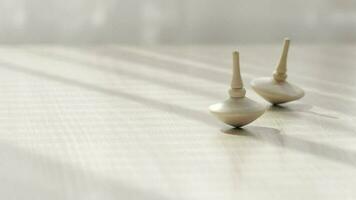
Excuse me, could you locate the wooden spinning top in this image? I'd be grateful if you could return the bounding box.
[251,38,304,104]
[209,51,265,127]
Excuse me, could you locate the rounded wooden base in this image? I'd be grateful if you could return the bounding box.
[209,97,265,127]
[251,77,304,105]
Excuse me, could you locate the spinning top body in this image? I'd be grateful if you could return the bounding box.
[209,97,265,127]
[209,51,265,127]
[251,38,304,104]
[251,77,304,104]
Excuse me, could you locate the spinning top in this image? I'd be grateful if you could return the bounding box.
[209,51,265,127]
[251,38,304,104]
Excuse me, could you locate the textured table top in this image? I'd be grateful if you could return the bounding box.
[0,44,355,200]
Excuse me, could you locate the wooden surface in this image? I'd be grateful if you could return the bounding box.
[0,44,355,200]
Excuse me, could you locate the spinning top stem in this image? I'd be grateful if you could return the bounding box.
[229,51,246,98]
[273,38,290,82]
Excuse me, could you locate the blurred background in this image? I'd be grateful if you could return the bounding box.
[0,0,355,44]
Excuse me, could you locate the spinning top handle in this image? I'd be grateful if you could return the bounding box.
[274,38,290,82]
[229,51,246,98]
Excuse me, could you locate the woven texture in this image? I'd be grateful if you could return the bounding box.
[0,45,355,200]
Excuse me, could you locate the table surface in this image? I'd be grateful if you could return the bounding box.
[0,44,356,200]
